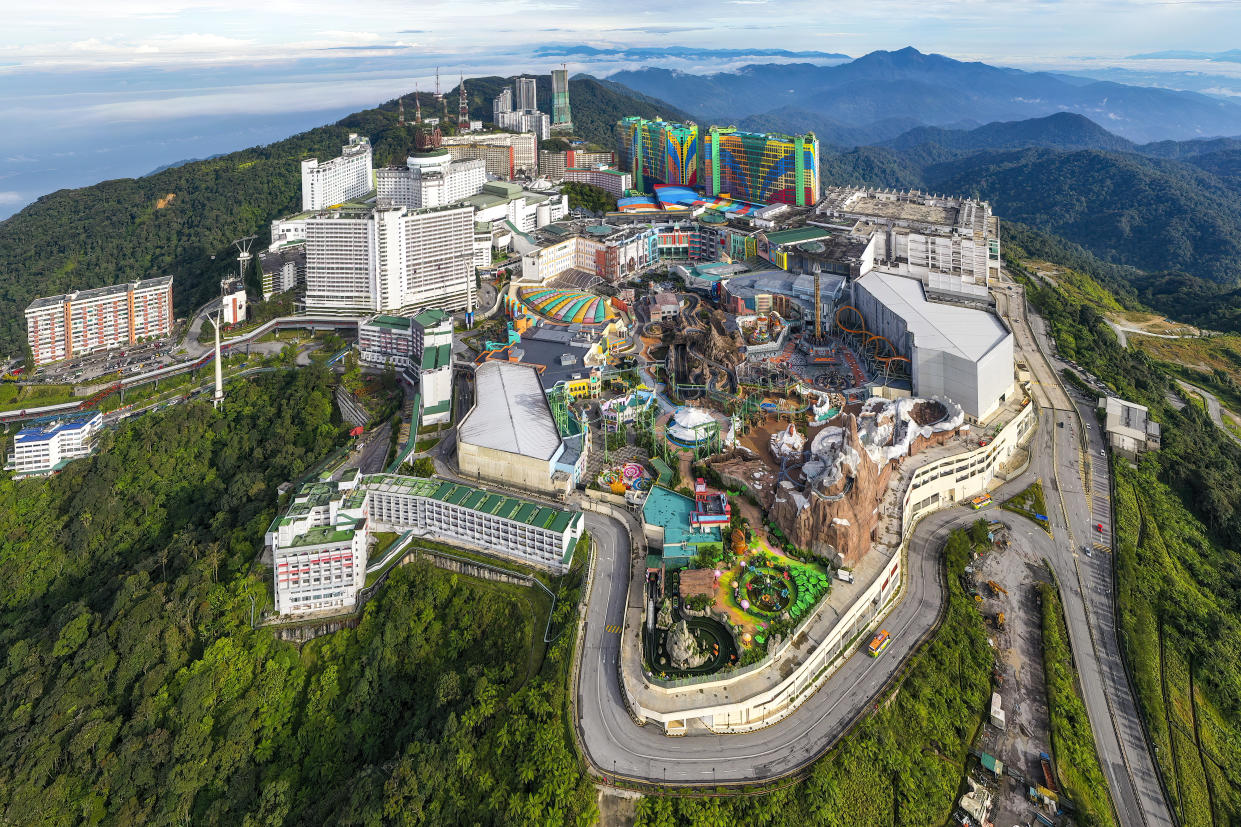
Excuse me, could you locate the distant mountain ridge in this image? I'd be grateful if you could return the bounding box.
[880,112,1135,153]
[607,47,1241,143]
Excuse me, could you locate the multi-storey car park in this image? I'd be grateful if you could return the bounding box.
[25,275,173,366]
[816,186,1000,286]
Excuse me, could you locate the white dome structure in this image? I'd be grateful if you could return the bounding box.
[667,407,718,445]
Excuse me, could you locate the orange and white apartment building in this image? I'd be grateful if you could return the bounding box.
[25,275,173,366]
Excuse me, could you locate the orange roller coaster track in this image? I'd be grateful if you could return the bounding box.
[834,305,867,336]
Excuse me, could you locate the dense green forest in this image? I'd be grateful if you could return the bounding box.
[561,182,619,214]
[0,77,683,359]
[1009,245,1241,825]
[635,528,992,826]
[0,369,594,824]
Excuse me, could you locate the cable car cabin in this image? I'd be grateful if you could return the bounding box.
[867,630,891,657]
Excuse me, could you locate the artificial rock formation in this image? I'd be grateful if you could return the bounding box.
[721,397,965,567]
[768,412,891,567]
[666,619,709,670]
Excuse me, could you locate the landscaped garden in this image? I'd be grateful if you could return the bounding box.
[1002,480,1052,533]
[684,531,833,657]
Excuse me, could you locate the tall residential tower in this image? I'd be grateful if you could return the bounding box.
[551,66,572,132]
[300,133,373,211]
[515,76,537,111]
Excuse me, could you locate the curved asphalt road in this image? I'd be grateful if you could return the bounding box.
[580,505,975,783]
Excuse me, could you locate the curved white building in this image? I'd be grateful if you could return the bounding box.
[375,151,487,209]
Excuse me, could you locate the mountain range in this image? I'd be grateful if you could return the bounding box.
[606,47,1241,143]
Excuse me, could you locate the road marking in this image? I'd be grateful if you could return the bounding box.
[604,624,622,634]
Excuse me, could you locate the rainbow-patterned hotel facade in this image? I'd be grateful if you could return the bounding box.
[615,117,699,192]
[616,117,818,207]
[703,127,819,207]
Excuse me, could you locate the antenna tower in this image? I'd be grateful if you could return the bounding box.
[458,73,469,130]
[397,97,405,126]
[414,86,422,123]
[435,67,441,99]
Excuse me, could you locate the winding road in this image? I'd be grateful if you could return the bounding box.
[573,276,1174,826]
[1176,379,1241,446]
[579,507,955,783]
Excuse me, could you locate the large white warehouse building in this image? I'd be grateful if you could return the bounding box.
[852,271,1014,421]
[456,361,583,497]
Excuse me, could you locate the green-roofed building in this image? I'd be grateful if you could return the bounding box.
[358,306,455,426]
[268,471,585,618]
[360,473,584,571]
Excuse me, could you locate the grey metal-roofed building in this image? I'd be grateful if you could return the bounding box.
[1099,396,1161,458]
[456,361,573,496]
[851,270,1014,421]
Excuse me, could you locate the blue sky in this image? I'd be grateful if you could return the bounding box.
[2,0,1241,218]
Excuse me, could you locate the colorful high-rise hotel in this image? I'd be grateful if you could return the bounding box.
[616,117,818,206]
[615,117,699,192]
[702,127,819,207]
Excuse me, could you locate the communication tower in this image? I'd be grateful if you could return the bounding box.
[458,73,470,130]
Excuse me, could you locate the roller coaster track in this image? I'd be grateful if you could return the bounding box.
[833,304,911,378]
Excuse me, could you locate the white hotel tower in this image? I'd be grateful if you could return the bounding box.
[300,134,374,211]
[303,203,476,315]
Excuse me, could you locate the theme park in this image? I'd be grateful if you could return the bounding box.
[445,112,1023,745]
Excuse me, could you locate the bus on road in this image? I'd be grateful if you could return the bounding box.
[868,630,891,657]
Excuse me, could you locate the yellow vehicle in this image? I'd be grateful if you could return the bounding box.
[970,494,992,510]
[867,630,891,657]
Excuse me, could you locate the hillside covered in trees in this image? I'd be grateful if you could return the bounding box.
[0,368,593,824]
[1003,239,1241,825]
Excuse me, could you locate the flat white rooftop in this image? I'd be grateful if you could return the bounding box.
[856,270,1009,362]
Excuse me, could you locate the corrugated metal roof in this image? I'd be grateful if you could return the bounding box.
[457,361,561,461]
[854,271,1009,363]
